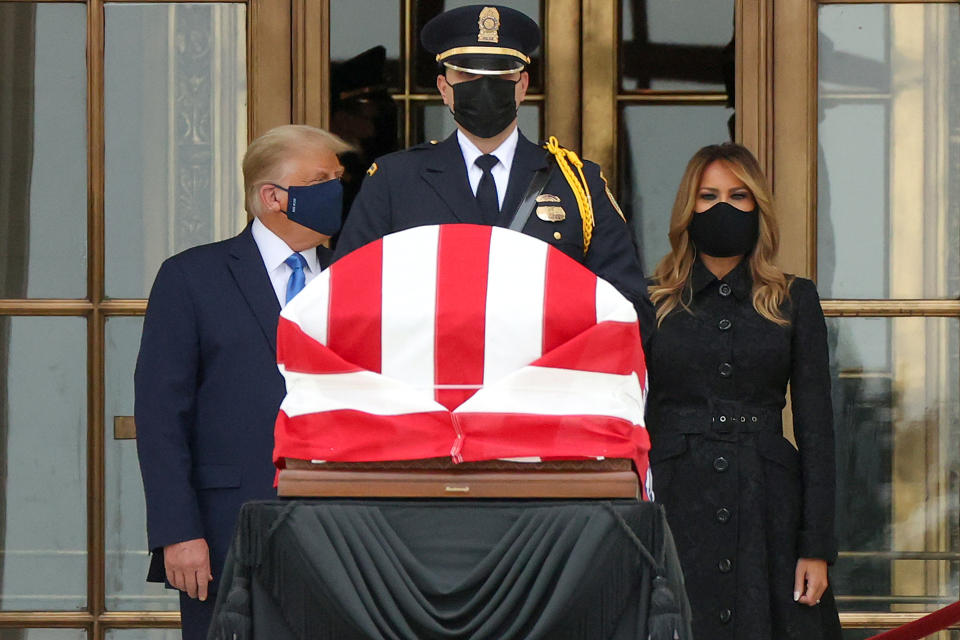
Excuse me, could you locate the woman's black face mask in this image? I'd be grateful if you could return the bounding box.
[688,201,759,258]
[450,76,519,139]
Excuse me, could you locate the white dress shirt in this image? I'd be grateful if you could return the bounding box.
[457,127,519,210]
[250,217,321,308]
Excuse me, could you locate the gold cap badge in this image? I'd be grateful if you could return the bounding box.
[478,7,500,43]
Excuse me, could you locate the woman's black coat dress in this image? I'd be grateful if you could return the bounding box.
[645,259,842,639]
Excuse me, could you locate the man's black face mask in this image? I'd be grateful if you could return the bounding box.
[450,76,519,139]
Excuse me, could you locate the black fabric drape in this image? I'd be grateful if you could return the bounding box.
[209,500,691,640]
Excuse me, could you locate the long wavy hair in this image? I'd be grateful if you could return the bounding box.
[649,143,791,326]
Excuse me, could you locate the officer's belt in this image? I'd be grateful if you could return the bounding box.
[508,157,556,232]
[648,404,783,435]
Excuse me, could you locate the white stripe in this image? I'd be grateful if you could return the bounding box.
[279,366,446,417]
[456,365,646,425]
[381,226,438,401]
[281,271,331,345]
[595,277,637,324]
[484,229,546,384]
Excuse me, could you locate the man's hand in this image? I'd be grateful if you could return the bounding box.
[164,538,212,601]
[794,558,828,606]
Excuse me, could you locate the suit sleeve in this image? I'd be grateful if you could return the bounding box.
[135,258,205,551]
[788,278,838,562]
[581,163,656,344]
[334,161,394,260]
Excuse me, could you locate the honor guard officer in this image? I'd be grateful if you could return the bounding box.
[334,4,654,341]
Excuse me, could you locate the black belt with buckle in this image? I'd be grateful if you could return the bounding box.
[647,402,783,435]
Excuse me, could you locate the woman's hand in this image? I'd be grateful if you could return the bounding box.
[794,558,828,606]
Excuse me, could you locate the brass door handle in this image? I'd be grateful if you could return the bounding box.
[113,416,136,439]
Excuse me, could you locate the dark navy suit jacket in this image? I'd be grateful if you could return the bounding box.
[334,131,654,341]
[135,223,331,593]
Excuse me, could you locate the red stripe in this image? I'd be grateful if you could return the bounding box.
[866,601,960,640]
[433,225,491,410]
[328,240,383,373]
[533,320,646,377]
[456,412,651,497]
[274,409,454,465]
[276,316,363,374]
[542,249,597,354]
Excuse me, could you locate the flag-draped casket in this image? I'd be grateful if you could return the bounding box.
[273,224,652,499]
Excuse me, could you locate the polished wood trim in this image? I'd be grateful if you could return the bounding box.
[819,0,945,3]
[87,0,107,622]
[771,0,817,279]
[0,611,180,627]
[840,612,960,630]
[616,93,728,104]
[822,300,960,317]
[0,300,92,315]
[544,0,581,148]
[249,0,293,137]
[581,0,617,177]
[99,299,148,315]
[99,611,181,627]
[292,0,328,128]
[736,0,773,172]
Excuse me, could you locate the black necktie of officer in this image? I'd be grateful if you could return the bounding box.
[474,154,500,225]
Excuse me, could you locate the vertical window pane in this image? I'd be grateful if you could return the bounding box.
[105,3,247,299]
[0,4,87,299]
[618,104,733,273]
[0,317,86,609]
[105,317,177,611]
[621,0,734,91]
[830,317,960,611]
[818,5,960,299]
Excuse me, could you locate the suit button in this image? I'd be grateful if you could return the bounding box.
[718,362,733,377]
[718,283,732,297]
[720,608,732,624]
[718,558,732,573]
[713,456,729,472]
[718,318,732,331]
[716,507,731,523]
[553,231,562,240]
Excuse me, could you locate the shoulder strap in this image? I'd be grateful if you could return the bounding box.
[508,156,555,232]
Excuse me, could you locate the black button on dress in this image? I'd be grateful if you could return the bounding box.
[646,258,842,640]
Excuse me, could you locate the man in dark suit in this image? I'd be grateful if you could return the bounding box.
[135,124,350,639]
[334,4,654,340]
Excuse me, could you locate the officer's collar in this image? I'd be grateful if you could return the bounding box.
[690,256,752,299]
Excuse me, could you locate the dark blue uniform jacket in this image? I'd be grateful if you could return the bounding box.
[335,131,654,341]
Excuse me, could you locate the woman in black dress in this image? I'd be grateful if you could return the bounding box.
[645,143,842,639]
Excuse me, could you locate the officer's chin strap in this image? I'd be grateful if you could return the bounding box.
[544,136,594,255]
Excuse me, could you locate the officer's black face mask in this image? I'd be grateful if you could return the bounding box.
[450,76,519,139]
[688,201,760,258]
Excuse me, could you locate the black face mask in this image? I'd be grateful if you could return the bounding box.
[688,201,759,258]
[450,76,519,139]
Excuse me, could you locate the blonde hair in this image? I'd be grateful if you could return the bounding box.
[649,143,791,326]
[242,125,353,216]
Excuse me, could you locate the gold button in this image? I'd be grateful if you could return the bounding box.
[553,231,562,240]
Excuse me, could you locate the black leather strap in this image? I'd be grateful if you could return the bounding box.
[507,158,555,232]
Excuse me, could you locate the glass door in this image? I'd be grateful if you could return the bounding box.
[0,0,291,635]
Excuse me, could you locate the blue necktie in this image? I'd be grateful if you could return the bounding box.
[284,253,307,303]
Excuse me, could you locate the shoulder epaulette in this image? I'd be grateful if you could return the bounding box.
[543,136,594,255]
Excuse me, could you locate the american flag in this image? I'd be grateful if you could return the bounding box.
[273,224,651,498]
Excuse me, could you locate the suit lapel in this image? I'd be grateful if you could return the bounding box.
[500,133,550,227]
[227,225,281,353]
[421,133,483,223]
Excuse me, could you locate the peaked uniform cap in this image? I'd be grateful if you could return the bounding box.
[422,4,540,75]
